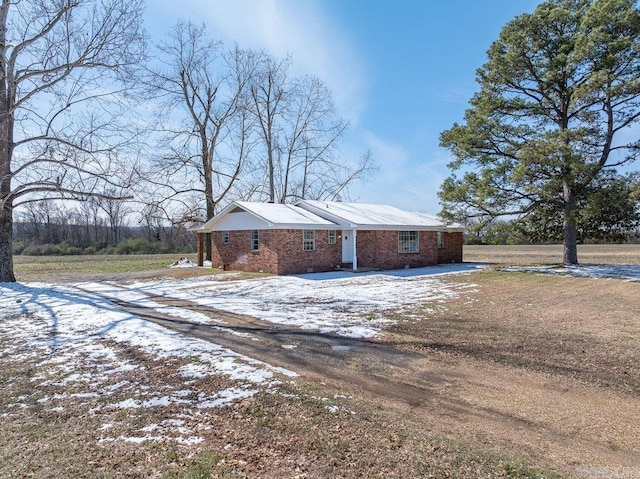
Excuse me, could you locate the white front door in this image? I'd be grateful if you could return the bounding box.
[341,230,353,263]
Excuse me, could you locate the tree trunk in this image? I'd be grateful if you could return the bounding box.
[0,21,15,282]
[203,149,214,262]
[267,145,276,203]
[204,192,215,262]
[562,184,579,265]
[0,203,16,282]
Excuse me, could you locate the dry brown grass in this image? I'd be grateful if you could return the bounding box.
[6,250,640,477]
[389,270,640,394]
[378,268,640,473]
[464,243,640,265]
[0,328,553,479]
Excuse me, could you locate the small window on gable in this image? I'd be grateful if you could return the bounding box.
[328,230,336,244]
[303,230,315,251]
[398,231,419,253]
[437,231,444,249]
[222,230,229,244]
[251,230,259,251]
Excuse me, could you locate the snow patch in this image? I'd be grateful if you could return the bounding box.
[501,264,640,282]
[169,257,198,268]
[113,263,484,339]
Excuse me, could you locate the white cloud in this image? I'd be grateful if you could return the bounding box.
[363,131,409,179]
[349,131,448,214]
[148,0,367,123]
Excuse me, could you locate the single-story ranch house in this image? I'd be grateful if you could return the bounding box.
[195,200,464,275]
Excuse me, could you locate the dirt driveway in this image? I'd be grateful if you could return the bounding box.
[76,272,640,476]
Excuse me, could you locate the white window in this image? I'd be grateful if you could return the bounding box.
[398,231,419,253]
[437,231,444,249]
[328,230,337,244]
[222,230,229,244]
[251,230,259,251]
[303,229,315,251]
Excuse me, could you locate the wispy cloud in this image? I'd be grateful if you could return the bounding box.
[149,0,367,123]
[347,131,452,214]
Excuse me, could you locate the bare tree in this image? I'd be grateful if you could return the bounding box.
[144,22,256,259]
[78,197,104,246]
[0,0,146,281]
[249,54,288,203]
[15,199,51,244]
[249,53,374,203]
[139,202,166,243]
[96,190,130,245]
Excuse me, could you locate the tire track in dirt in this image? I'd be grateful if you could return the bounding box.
[77,284,640,474]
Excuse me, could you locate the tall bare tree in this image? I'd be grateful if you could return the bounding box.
[0,0,146,282]
[96,190,130,245]
[144,22,257,258]
[78,196,104,246]
[249,53,373,204]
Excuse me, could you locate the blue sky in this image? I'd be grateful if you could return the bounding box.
[145,0,542,214]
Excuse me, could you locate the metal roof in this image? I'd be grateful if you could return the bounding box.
[198,201,337,232]
[297,200,457,231]
[197,200,461,232]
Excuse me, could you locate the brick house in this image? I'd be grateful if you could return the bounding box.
[195,200,464,275]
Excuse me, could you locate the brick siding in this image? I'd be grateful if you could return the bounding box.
[437,231,464,263]
[211,229,341,274]
[356,230,440,270]
[211,230,279,274]
[211,229,462,274]
[275,229,342,274]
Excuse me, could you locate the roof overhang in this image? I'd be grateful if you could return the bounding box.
[196,200,465,233]
[198,201,339,232]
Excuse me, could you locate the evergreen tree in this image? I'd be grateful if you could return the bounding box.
[440,0,640,264]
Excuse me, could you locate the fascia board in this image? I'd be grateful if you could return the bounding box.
[349,225,459,231]
[269,224,340,230]
[198,202,240,232]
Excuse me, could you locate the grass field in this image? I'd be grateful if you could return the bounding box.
[11,243,640,279]
[12,253,208,283]
[13,253,197,274]
[464,243,640,264]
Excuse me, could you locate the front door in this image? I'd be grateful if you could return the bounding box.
[342,229,353,263]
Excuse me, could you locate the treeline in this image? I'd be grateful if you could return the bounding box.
[12,201,195,256]
[466,220,640,246]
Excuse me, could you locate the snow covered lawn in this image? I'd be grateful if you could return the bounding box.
[85,263,484,338]
[0,282,295,445]
[0,263,482,445]
[5,259,636,447]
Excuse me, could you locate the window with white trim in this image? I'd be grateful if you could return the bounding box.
[328,230,337,244]
[303,229,315,251]
[222,230,229,244]
[251,230,259,251]
[398,230,419,253]
[437,231,444,249]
